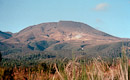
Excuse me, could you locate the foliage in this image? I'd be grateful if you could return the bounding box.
[0,54,129,80]
[0,44,130,80]
[0,51,2,62]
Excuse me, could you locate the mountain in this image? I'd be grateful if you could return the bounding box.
[4,21,121,43]
[0,31,12,41]
[0,21,130,61]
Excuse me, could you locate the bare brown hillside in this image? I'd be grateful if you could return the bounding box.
[0,21,130,59]
[2,21,123,44]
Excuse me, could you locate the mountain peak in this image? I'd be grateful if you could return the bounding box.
[0,31,12,41]
[0,21,128,57]
[59,20,79,23]
[58,20,87,28]
[2,21,121,43]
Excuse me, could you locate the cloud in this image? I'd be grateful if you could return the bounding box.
[94,3,109,11]
[95,19,103,30]
[96,19,103,24]
[95,18,104,24]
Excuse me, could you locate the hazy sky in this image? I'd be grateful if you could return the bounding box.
[0,0,130,38]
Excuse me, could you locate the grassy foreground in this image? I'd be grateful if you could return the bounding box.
[0,48,129,80]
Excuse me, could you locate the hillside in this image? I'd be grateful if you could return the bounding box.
[0,31,12,41]
[2,21,122,43]
[0,21,130,61]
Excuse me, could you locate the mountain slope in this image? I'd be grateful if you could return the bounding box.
[0,31,12,41]
[0,21,130,60]
[4,21,121,44]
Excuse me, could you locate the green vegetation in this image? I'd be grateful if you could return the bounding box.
[0,52,2,62]
[0,56,129,80]
[0,47,129,80]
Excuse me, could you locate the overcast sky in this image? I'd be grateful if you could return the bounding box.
[0,0,130,38]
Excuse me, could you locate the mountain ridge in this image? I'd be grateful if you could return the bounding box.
[1,21,123,43]
[0,21,130,60]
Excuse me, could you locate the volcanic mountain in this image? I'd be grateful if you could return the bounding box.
[2,21,122,43]
[0,21,130,60]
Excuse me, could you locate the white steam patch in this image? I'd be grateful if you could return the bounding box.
[75,34,82,39]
